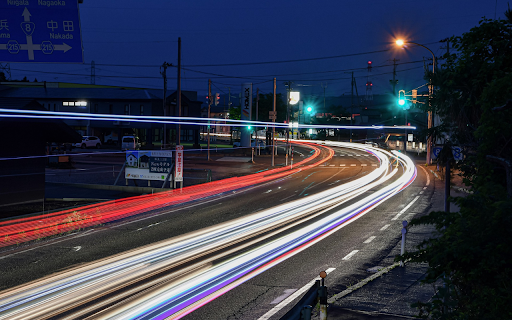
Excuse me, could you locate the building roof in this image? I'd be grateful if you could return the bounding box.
[0,83,200,102]
[0,87,162,100]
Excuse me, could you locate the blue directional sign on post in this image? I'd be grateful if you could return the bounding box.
[0,1,83,63]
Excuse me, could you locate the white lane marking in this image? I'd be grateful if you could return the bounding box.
[329,165,335,167]
[423,187,427,190]
[372,164,378,167]
[342,250,359,260]
[350,164,356,167]
[392,196,420,220]
[418,165,430,186]
[258,268,336,320]
[363,236,376,244]
[270,289,296,304]
[340,164,346,167]
[361,164,367,167]
[419,191,424,195]
[380,224,390,231]
[73,246,81,251]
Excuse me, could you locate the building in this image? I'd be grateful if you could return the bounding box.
[0,82,203,148]
[0,97,81,212]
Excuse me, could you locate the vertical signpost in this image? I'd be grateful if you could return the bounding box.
[1,2,83,63]
[174,145,184,189]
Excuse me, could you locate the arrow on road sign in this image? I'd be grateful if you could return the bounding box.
[22,7,31,22]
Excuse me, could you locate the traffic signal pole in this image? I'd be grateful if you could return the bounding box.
[208,79,211,161]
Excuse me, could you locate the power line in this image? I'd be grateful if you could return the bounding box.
[183,49,392,67]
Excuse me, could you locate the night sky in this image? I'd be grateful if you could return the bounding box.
[4,0,509,100]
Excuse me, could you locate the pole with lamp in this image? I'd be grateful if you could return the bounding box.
[396,39,435,164]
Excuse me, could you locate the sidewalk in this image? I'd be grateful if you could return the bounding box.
[321,162,466,320]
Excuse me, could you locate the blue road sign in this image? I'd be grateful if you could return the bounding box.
[432,146,442,159]
[451,146,463,161]
[0,1,83,63]
[432,146,464,161]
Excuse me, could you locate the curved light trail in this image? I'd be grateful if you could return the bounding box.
[0,108,416,130]
[0,141,328,248]
[0,142,416,319]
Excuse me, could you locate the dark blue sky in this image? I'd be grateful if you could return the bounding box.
[4,0,509,100]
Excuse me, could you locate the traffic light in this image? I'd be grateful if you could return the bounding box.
[398,90,405,107]
[306,106,313,113]
[215,93,220,106]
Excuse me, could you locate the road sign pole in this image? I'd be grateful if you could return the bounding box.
[400,220,408,267]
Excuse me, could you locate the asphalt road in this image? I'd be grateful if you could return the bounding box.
[182,155,431,320]
[0,144,430,319]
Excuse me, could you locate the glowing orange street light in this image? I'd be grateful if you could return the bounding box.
[394,38,436,165]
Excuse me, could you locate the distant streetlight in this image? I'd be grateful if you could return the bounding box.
[396,39,435,164]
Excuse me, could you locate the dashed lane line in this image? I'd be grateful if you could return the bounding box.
[391,196,420,220]
[363,236,376,244]
[342,250,359,260]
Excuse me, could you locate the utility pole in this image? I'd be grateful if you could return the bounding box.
[160,61,172,149]
[90,60,95,85]
[389,58,399,96]
[226,87,232,144]
[272,78,276,167]
[0,63,12,80]
[177,37,182,146]
[321,82,327,110]
[285,81,292,154]
[208,79,212,161]
[350,72,354,142]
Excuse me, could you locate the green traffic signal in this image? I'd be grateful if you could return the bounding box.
[398,90,405,106]
[306,106,312,113]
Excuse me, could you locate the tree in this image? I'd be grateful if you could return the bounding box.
[399,17,512,320]
[228,105,241,120]
[0,72,6,82]
[253,93,287,123]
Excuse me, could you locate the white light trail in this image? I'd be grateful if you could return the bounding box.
[0,142,417,320]
[0,108,416,130]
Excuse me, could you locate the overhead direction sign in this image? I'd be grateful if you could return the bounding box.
[0,1,83,63]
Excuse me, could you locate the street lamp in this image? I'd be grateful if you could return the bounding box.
[395,39,435,164]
